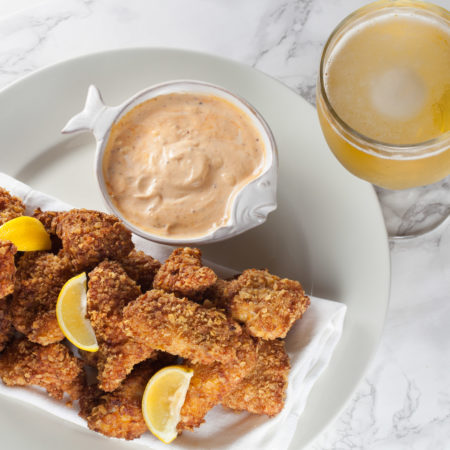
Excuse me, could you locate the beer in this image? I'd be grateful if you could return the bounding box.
[317,1,449,189]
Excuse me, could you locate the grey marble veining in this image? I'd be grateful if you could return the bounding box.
[0,0,449,449]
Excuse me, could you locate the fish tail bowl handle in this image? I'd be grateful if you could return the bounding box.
[61,85,119,140]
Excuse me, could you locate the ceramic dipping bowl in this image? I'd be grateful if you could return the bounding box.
[61,80,278,245]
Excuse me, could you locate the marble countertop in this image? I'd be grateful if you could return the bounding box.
[0,0,449,449]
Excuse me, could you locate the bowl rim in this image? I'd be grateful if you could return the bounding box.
[94,79,278,245]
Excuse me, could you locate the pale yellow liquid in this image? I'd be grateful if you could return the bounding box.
[318,5,450,189]
[326,11,449,144]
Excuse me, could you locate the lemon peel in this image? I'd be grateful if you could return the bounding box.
[142,365,194,444]
[0,216,51,251]
[56,272,98,352]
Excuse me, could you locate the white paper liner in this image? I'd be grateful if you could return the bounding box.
[0,173,347,450]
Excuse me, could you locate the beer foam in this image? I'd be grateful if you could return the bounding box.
[370,67,426,120]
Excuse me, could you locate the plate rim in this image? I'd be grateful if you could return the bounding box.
[0,46,391,450]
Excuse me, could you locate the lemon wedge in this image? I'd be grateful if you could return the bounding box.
[0,216,51,251]
[142,366,194,444]
[56,272,99,352]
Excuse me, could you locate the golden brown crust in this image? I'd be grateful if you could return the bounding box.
[178,334,257,431]
[202,278,233,311]
[0,338,84,401]
[0,297,13,352]
[0,240,17,299]
[222,339,290,416]
[123,289,253,366]
[227,269,310,339]
[32,208,62,253]
[119,249,161,292]
[87,260,155,392]
[0,187,25,225]
[32,208,60,235]
[54,209,134,271]
[79,381,147,440]
[87,260,141,344]
[79,357,175,440]
[10,252,76,345]
[153,247,217,298]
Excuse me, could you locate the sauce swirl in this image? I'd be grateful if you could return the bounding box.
[102,93,266,238]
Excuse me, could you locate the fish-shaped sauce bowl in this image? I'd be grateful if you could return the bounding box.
[61,80,278,245]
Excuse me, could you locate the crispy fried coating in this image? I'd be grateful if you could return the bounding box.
[10,252,76,345]
[119,249,161,292]
[153,247,217,298]
[33,208,62,253]
[0,338,84,401]
[123,289,252,366]
[178,334,257,431]
[54,209,134,271]
[87,260,155,392]
[0,298,13,351]
[222,339,290,417]
[202,278,232,311]
[227,269,310,339]
[0,240,17,299]
[79,358,173,440]
[87,261,141,344]
[32,208,60,235]
[0,187,25,225]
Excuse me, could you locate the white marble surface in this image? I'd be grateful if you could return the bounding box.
[0,0,449,448]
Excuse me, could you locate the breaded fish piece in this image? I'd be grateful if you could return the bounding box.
[0,240,17,299]
[0,298,13,352]
[123,289,251,366]
[222,339,290,417]
[0,338,84,401]
[10,252,76,345]
[227,269,310,339]
[153,247,217,298]
[0,187,25,225]
[54,209,134,271]
[79,358,173,440]
[87,260,155,392]
[178,334,257,431]
[33,208,62,253]
[32,208,60,235]
[119,249,161,292]
[202,278,232,311]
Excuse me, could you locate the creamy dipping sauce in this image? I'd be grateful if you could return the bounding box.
[102,93,266,239]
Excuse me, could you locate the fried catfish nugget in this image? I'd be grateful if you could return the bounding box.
[178,335,257,431]
[119,249,161,292]
[123,290,251,366]
[0,338,84,401]
[227,269,310,339]
[0,187,25,225]
[33,208,62,253]
[11,252,76,345]
[54,209,133,271]
[87,260,155,392]
[222,339,290,416]
[153,247,217,298]
[0,299,13,351]
[79,357,175,440]
[0,188,23,299]
[32,208,60,234]
[0,240,17,299]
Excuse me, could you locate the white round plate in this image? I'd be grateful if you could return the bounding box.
[0,48,390,449]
